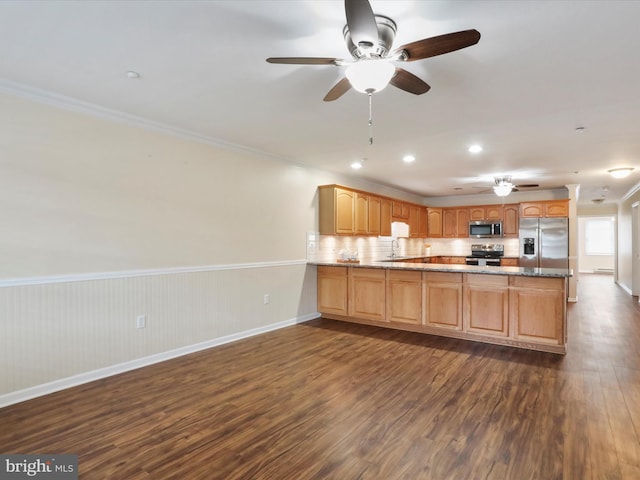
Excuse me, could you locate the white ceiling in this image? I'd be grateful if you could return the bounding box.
[1,0,639,206]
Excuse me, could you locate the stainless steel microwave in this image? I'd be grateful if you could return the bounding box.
[469,221,502,238]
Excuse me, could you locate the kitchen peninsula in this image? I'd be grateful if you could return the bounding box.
[312,259,572,354]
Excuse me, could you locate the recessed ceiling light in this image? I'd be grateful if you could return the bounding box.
[351,160,363,170]
[468,144,483,154]
[608,167,633,179]
[403,154,416,163]
[126,70,141,79]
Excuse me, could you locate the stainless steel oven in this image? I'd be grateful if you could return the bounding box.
[465,244,504,266]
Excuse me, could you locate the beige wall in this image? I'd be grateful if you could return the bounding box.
[0,93,419,403]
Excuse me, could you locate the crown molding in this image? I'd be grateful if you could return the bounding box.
[0,78,287,162]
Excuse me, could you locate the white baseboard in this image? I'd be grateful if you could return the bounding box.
[0,312,320,408]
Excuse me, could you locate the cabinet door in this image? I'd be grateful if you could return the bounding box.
[464,274,509,337]
[392,201,409,219]
[408,204,421,237]
[503,204,519,237]
[486,205,503,220]
[443,209,457,237]
[386,270,422,324]
[510,276,566,345]
[418,207,428,238]
[456,209,470,238]
[544,200,569,217]
[469,207,485,221]
[368,195,381,235]
[423,272,463,330]
[427,208,443,237]
[348,268,387,321]
[520,202,543,218]
[380,198,392,236]
[335,188,355,233]
[354,193,368,235]
[317,266,348,315]
[500,258,519,267]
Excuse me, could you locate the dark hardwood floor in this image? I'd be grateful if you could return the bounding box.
[1,274,639,479]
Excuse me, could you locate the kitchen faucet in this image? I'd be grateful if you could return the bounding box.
[391,239,399,258]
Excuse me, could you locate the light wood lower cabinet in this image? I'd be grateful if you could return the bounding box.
[510,276,566,345]
[423,272,463,330]
[317,266,348,315]
[464,274,510,337]
[386,270,422,325]
[316,266,567,353]
[348,268,387,322]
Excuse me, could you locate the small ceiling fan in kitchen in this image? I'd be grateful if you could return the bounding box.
[266,0,481,101]
[474,176,540,197]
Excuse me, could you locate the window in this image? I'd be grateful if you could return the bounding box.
[584,217,614,255]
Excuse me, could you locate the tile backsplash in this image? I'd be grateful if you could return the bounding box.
[307,233,520,262]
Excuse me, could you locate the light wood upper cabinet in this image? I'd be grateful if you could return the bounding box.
[469,205,503,221]
[423,272,463,330]
[319,186,354,235]
[443,209,457,237]
[443,208,469,238]
[502,204,519,237]
[485,205,503,220]
[392,201,410,220]
[317,266,348,315]
[456,208,470,238]
[367,195,381,235]
[354,192,368,235]
[464,274,509,337]
[348,268,387,321]
[386,270,422,325]
[469,207,485,221]
[544,200,569,217]
[380,198,392,236]
[520,202,543,218]
[418,207,428,238]
[427,208,443,237]
[520,200,569,218]
[408,204,420,238]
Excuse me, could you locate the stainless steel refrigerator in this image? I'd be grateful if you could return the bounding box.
[519,217,569,269]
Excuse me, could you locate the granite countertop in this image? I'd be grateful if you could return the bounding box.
[309,259,572,278]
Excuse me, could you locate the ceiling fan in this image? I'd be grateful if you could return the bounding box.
[266,0,481,101]
[474,176,541,197]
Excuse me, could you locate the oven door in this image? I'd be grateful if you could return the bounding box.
[466,257,501,266]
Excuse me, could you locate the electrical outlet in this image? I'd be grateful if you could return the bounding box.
[136,315,146,329]
[263,294,270,305]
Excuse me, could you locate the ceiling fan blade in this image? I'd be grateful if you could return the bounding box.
[344,0,378,48]
[394,29,481,62]
[323,77,352,102]
[389,68,431,95]
[266,57,339,65]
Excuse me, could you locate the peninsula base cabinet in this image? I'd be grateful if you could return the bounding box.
[348,268,387,322]
[317,266,348,316]
[316,265,568,354]
[463,274,510,337]
[387,270,422,325]
[423,272,463,330]
[510,277,566,346]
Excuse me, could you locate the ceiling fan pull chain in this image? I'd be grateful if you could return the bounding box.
[368,92,373,145]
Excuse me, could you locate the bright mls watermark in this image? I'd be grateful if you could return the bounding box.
[0,455,77,479]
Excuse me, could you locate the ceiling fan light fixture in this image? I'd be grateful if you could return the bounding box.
[608,167,633,179]
[493,176,514,197]
[345,60,395,93]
